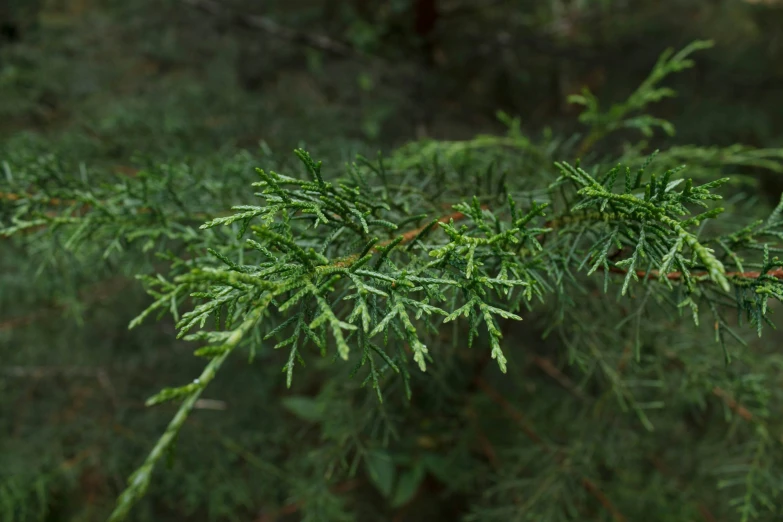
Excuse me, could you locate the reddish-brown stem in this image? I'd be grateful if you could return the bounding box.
[606,265,783,282]
[580,478,627,522]
[711,386,754,422]
[531,355,585,400]
[396,207,474,246]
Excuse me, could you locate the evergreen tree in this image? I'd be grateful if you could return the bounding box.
[4,36,783,521]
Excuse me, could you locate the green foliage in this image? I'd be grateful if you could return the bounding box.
[570,40,715,144]
[4,10,783,521]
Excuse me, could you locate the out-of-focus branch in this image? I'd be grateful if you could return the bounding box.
[439,0,514,19]
[711,386,754,422]
[182,0,373,62]
[476,377,627,522]
[0,276,130,332]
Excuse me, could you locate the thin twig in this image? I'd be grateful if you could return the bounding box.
[606,265,783,282]
[531,355,585,401]
[580,477,627,522]
[396,206,483,246]
[711,386,754,422]
[193,398,228,410]
[331,206,477,268]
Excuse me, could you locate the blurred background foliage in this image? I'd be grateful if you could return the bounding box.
[2,0,783,521]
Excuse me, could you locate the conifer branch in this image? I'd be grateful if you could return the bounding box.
[476,377,627,522]
[526,352,730,522]
[570,40,715,154]
[0,206,474,332]
[108,299,272,522]
[5,40,783,521]
[530,350,739,521]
